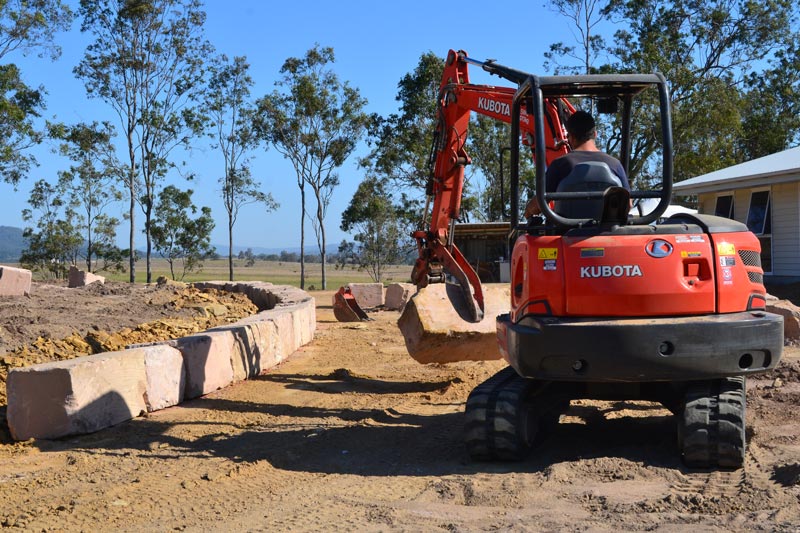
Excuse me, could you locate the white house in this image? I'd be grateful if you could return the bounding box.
[673,146,800,279]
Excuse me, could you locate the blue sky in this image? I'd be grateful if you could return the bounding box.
[10,0,588,251]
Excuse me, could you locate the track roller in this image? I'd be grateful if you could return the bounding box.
[464,366,568,461]
[678,376,746,469]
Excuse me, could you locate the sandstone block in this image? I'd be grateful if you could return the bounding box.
[766,299,800,341]
[242,283,278,310]
[68,266,105,288]
[245,319,282,370]
[209,321,273,379]
[398,283,509,364]
[385,283,416,311]
[225,326,250,382]
[142,345,185,412]
[167,330,235,399]
[250,309,297,361]
[7,350,147,440]
[347,282,384,309]
[0,265,32,297]
[291,300,316,346]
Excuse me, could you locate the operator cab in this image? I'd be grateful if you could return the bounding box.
[510,74,672,236]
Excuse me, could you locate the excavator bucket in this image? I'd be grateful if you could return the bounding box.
[332,286,371,322]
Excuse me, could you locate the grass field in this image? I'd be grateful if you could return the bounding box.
[78,258,412,289]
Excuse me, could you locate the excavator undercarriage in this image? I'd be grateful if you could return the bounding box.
[466,370,749,468]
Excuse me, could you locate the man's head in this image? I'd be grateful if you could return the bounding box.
[566,110,596,146]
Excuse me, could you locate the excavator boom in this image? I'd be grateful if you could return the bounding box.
[412,50,574,322]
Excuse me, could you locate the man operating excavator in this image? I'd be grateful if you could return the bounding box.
[524,110,629,217]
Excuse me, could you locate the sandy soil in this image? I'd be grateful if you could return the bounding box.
[0,287,797,531]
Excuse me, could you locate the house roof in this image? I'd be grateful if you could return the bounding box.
[673,146,800,194]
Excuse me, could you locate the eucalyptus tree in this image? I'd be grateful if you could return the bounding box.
[49,121,124,273]
[0,0,73,187]
[205,54,277,282]
[603,0,800,183]
[149,185,215,281]
[542,0,800,186]
[75,0,212,282]
[361,51,444,194]
[20,179,82,279]
[340,176,405,282]
[256,44,369,290]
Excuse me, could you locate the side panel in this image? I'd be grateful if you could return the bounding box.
[771,182,800,277]
[562,234,716,316]
[511,229,768,320]
[712,232,768,313]
[512,232,722,319]
[510,235,565,322]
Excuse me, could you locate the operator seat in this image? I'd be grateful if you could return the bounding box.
[554,161,622,220]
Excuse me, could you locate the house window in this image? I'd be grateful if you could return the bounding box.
[714,195,734,219]
[746,190,772,273]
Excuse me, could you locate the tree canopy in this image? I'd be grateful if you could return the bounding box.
[340,176,405,282]
[76,0,212,282]
[205,54,277,282]
[256,44,369,290]
[149,185,215,281]
[0,0,73,187]
[561,0,800,185]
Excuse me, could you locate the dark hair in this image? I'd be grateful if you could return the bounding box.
[566,110,596,145]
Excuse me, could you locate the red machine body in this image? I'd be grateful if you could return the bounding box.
[509,229,767,321]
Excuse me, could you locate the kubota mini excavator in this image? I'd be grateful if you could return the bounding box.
[411,49,784,468]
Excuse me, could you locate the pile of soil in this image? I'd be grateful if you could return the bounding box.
[0,281,258,405]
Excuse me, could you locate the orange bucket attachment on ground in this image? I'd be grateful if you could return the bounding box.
[332,286,371,322]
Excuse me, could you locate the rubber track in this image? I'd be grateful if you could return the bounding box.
[679,377,746,469]
[464,367,567,461]
[465,367,527,460]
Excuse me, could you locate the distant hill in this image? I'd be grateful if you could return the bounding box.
[0,226,26,262]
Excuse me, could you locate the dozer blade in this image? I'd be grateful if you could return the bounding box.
[332,286,371,322]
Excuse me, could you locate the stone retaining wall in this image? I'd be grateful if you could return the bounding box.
[6,282,315,441]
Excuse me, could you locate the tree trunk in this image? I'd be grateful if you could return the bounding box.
[86,231,92,273]
[145,207,153,284]
[228,216,234,282]
[299,185,305,290]
[319,204,327,290]
[129,191,135,283]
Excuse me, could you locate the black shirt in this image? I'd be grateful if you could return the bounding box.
[545,151,629,192]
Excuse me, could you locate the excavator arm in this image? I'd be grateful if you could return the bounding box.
[411,49,574,322]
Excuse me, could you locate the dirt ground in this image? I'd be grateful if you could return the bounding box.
[0,285,797,531]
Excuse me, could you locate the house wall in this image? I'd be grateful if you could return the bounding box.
[770,181,800,276]
[698,181,800,277]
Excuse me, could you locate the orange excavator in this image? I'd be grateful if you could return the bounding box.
[411,50,784,468]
